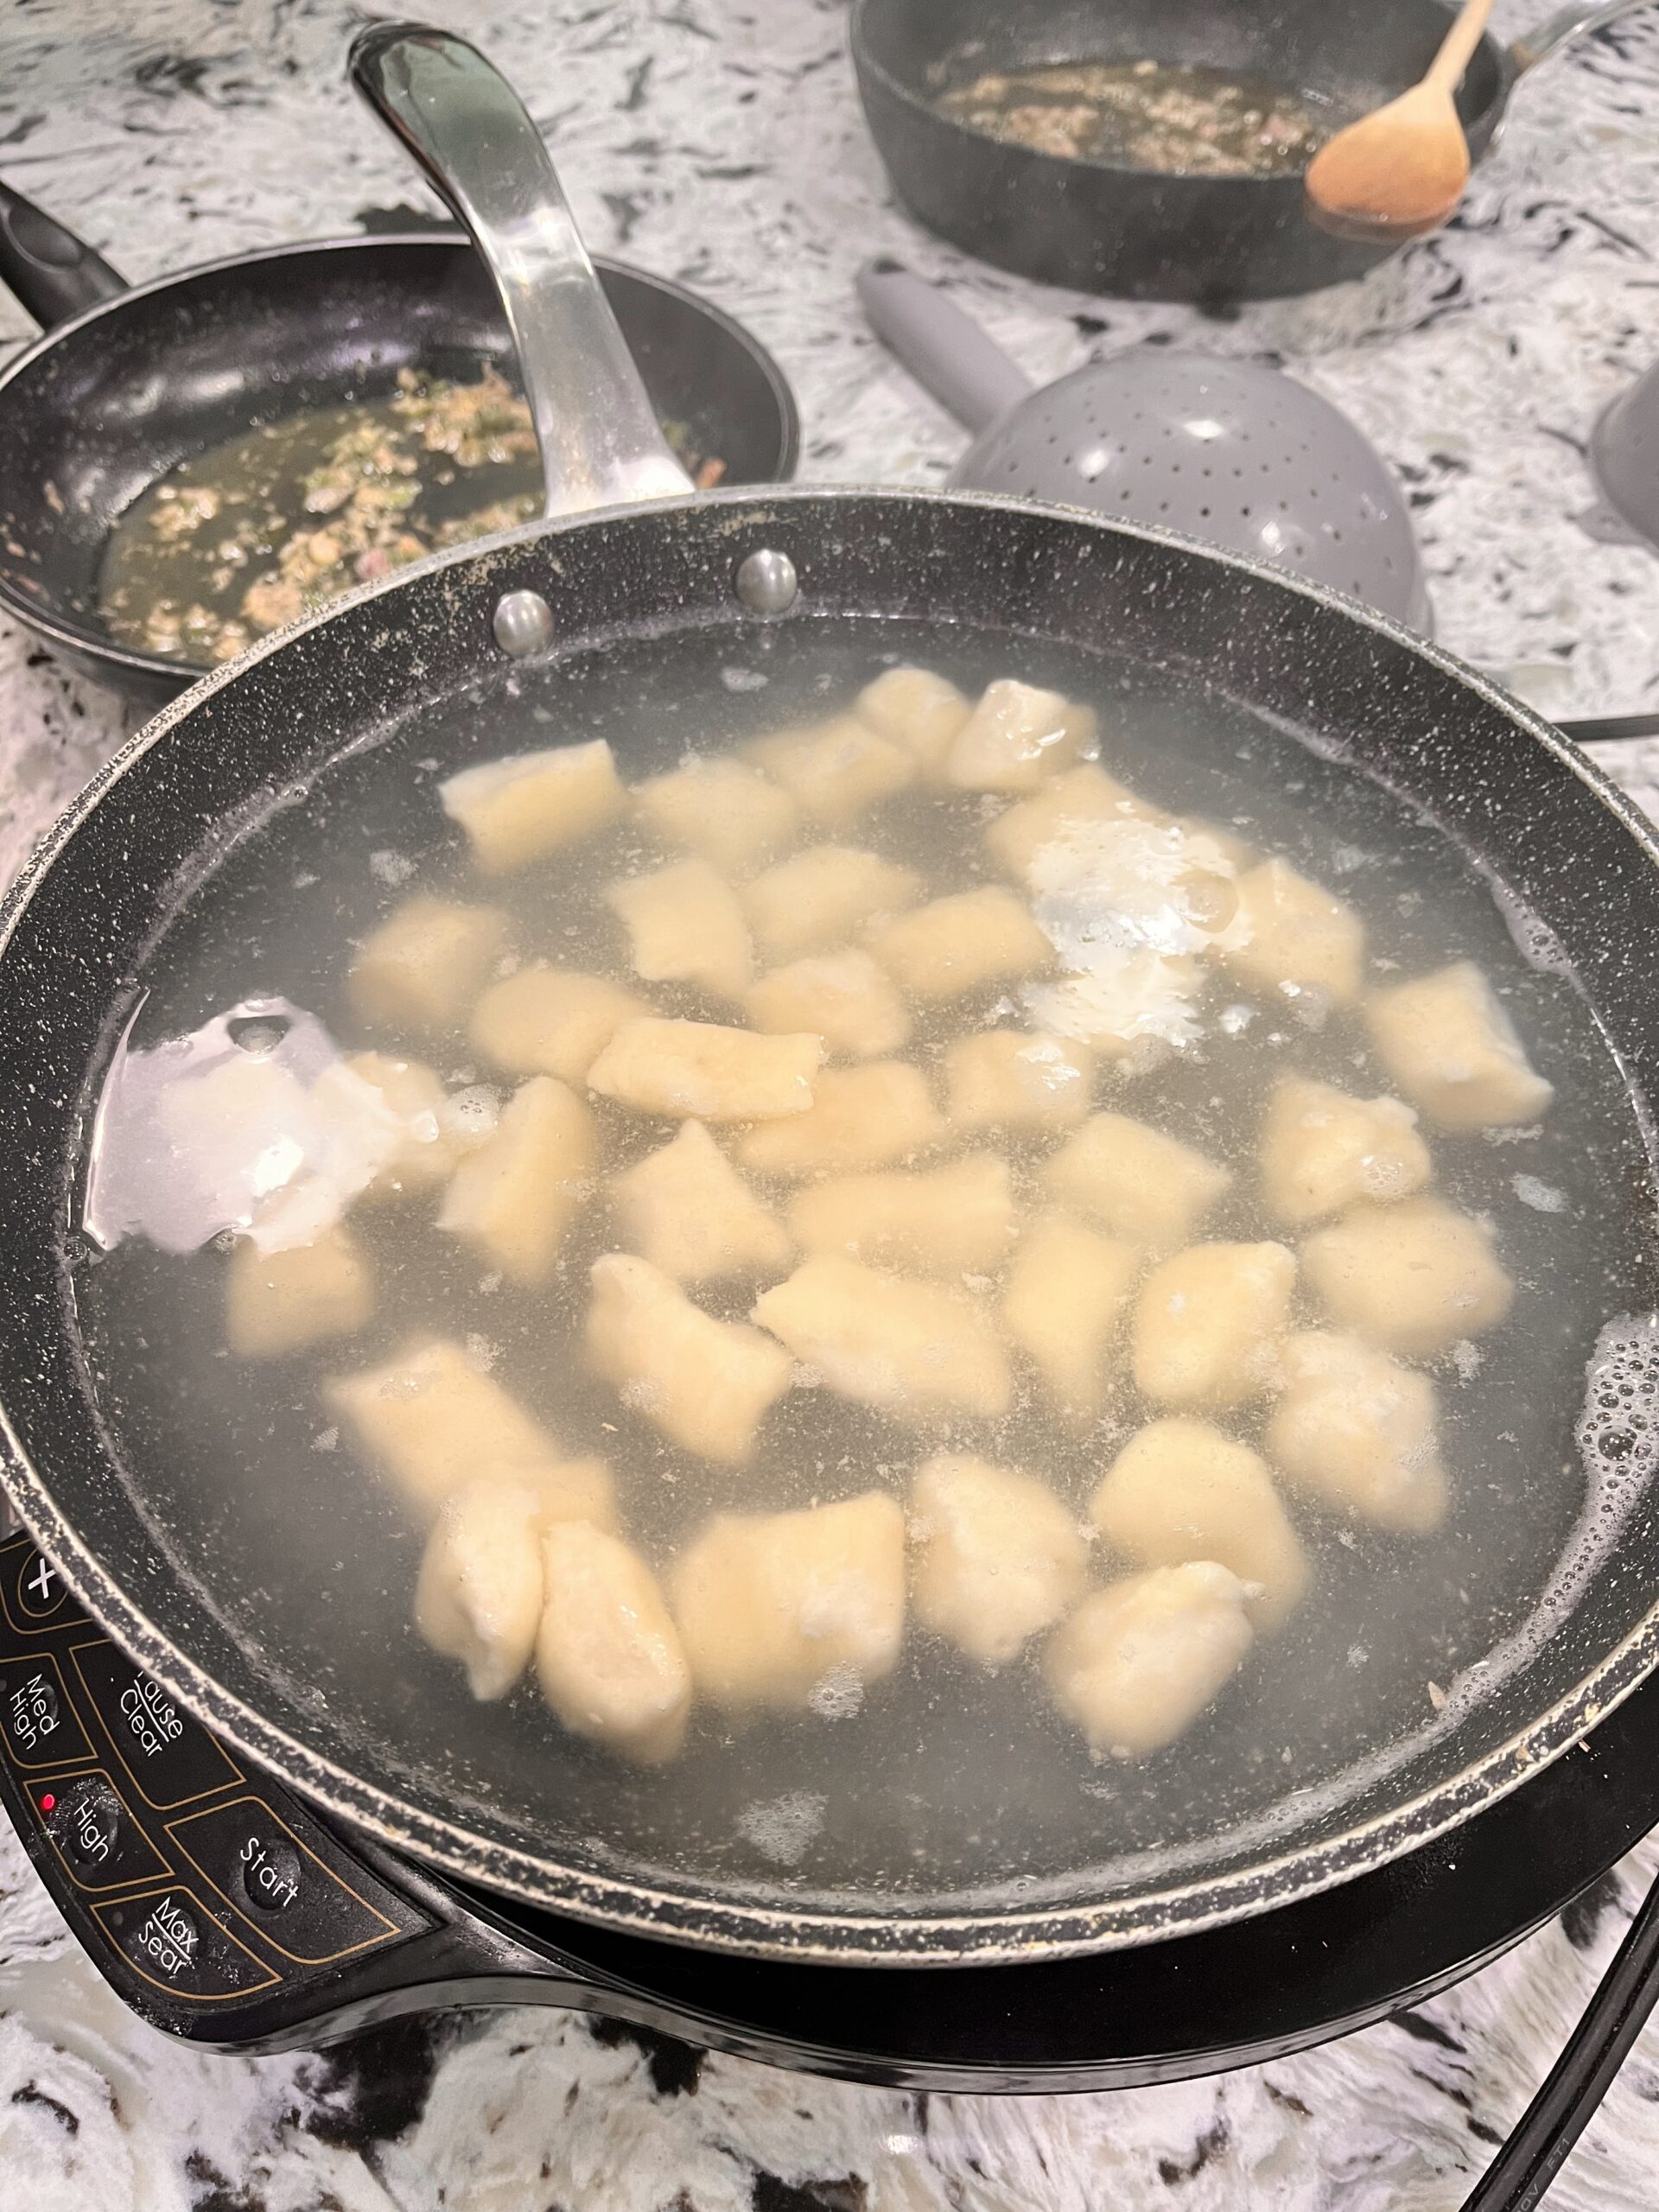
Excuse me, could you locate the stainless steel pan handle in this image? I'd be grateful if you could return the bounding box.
[349,20,693,520]
[1510,0,1652,74]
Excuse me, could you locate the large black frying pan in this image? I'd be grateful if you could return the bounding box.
[851,0,1652,302]
[4,19,1659,2029]
[0,181,798,708]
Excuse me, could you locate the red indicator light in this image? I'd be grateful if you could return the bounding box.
[38,1793,55,1813]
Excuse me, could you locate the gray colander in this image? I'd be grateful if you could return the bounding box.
[860,259,1431,631]
[1584,361,1659,552]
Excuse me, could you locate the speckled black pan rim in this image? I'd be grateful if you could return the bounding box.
[3,481,1657,1968]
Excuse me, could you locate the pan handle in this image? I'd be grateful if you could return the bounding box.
[0,180,126,331]
[1510,0,1651,74]
[857,257,1034,435]
[348,21,692,518]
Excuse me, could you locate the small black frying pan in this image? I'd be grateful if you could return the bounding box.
[0,181,799,707]
[851,0,1652,303]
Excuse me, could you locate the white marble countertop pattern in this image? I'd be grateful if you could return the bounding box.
[5,2,1659,2207]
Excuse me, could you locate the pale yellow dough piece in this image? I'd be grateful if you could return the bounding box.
[1091,1419,1309,1631]
[747,714,916,825]
[585,1253,793,1464]
[1042,1112,1231,1251]
[855,665,971,780]
[438,1074,595,1288]
[588,1017,823,1122]
[984,762,1166,882]
[746,950,911,1059]
[867,887,1051,1001]
[349,895,506,1033]
[611,1120,792,1283]
[670,1493,906,1711]
[909,1454,1089,1668]
[943,1027,1093,1134]
[1301,1197,1513,1357]
[327,1335,615,1525]
[1366,962,1554,1130]
[632,755,800,874]
[606,856,753,1000]
[1219,858,1365,1008]
[1267,1332,1448,1533]
[735,1060,944,1178]
[1260,1075,1432,1228]
[227,1224,373,1357]
[788,1154,1016,1278]
[440,738,626,874]
[345,1052,480,1201]
[1002,1215,1141,1421]
[741,844,924,964]
[1045,1563,1255,1758]
[945,677,1096,794]
[469,965,648,1084]
[537,1522,692,1763]
[752,1255,1012,1421]
[1132,1241,1296,1409]
[414,1478,548,1700]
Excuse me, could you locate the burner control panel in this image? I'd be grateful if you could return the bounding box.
[0,1531,436,2038]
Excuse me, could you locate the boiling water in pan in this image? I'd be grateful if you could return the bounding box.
[68,617,1650,1909]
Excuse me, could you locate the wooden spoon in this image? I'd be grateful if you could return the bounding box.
[1305,0,1497,243]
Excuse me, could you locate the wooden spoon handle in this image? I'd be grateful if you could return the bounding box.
[1425,0,1500,92]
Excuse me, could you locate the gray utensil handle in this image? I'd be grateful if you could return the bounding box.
[1510,0,1651,73]
[857,257,1033,435]
[349,20,692,519]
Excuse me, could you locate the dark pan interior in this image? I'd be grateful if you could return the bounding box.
[1,491,1656,1962]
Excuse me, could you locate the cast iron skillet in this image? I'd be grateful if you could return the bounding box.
[5,23,1659,1998]
[0,181,799,707]
[851,0,1651,302]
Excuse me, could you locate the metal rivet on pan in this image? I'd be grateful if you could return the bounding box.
[734,548,798,616]
[493,588,555,658]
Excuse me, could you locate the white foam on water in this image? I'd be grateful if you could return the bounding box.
[1512,1173,1569,1214]
[735,1791,827,1866]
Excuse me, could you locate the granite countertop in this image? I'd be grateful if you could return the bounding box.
[4,3,1659,2206]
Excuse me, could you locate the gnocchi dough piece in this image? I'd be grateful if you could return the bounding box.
[1042,1112,1231,1251]
[909,1454,1089,1669]
[984,762,1166,883]
[670,1492,906,1711]
[751,1255,1012,1421]
[1366,962,1554,1130]
[438,1074,595,1288]
[611,1120,792,1283]
[741,843,924,964]
[747,714,916,825]
[735,1060,944,1178]
[537,1521,692,1764]
[349,896,507,1033]
[585,1252,793,1464]
[787,1154,1016,1277]
[1219,858,1365,1008]
[1001,1215,1141,1422]
[345,1052,480,1201]
[606,856,753,1000]
[1091,1419,1309,1631]
[1259,1075,1432,1227]
[226,1224,373,1357]
[327,1335,615,1524]
[746,949,911,1060]
[414,1478,547,1700]
[469,964,648,1084]
[1044,1563,1255,1758]
[1267,1332,1448,1533]
[945,678,1096,795]
[867,887,1052,1001]
[855,665,971,781]
[1301,1197,1513,1357]
[440,738,626,874]
[942,1027,1093,1134]
[588,1017,823,1122]
[1132,1242,1296,1409]
[632,754,800,874]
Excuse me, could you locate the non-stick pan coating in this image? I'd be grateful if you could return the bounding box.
[1,489,1657,1965]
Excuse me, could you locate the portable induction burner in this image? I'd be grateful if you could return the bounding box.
[2,1522,1657,2090]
